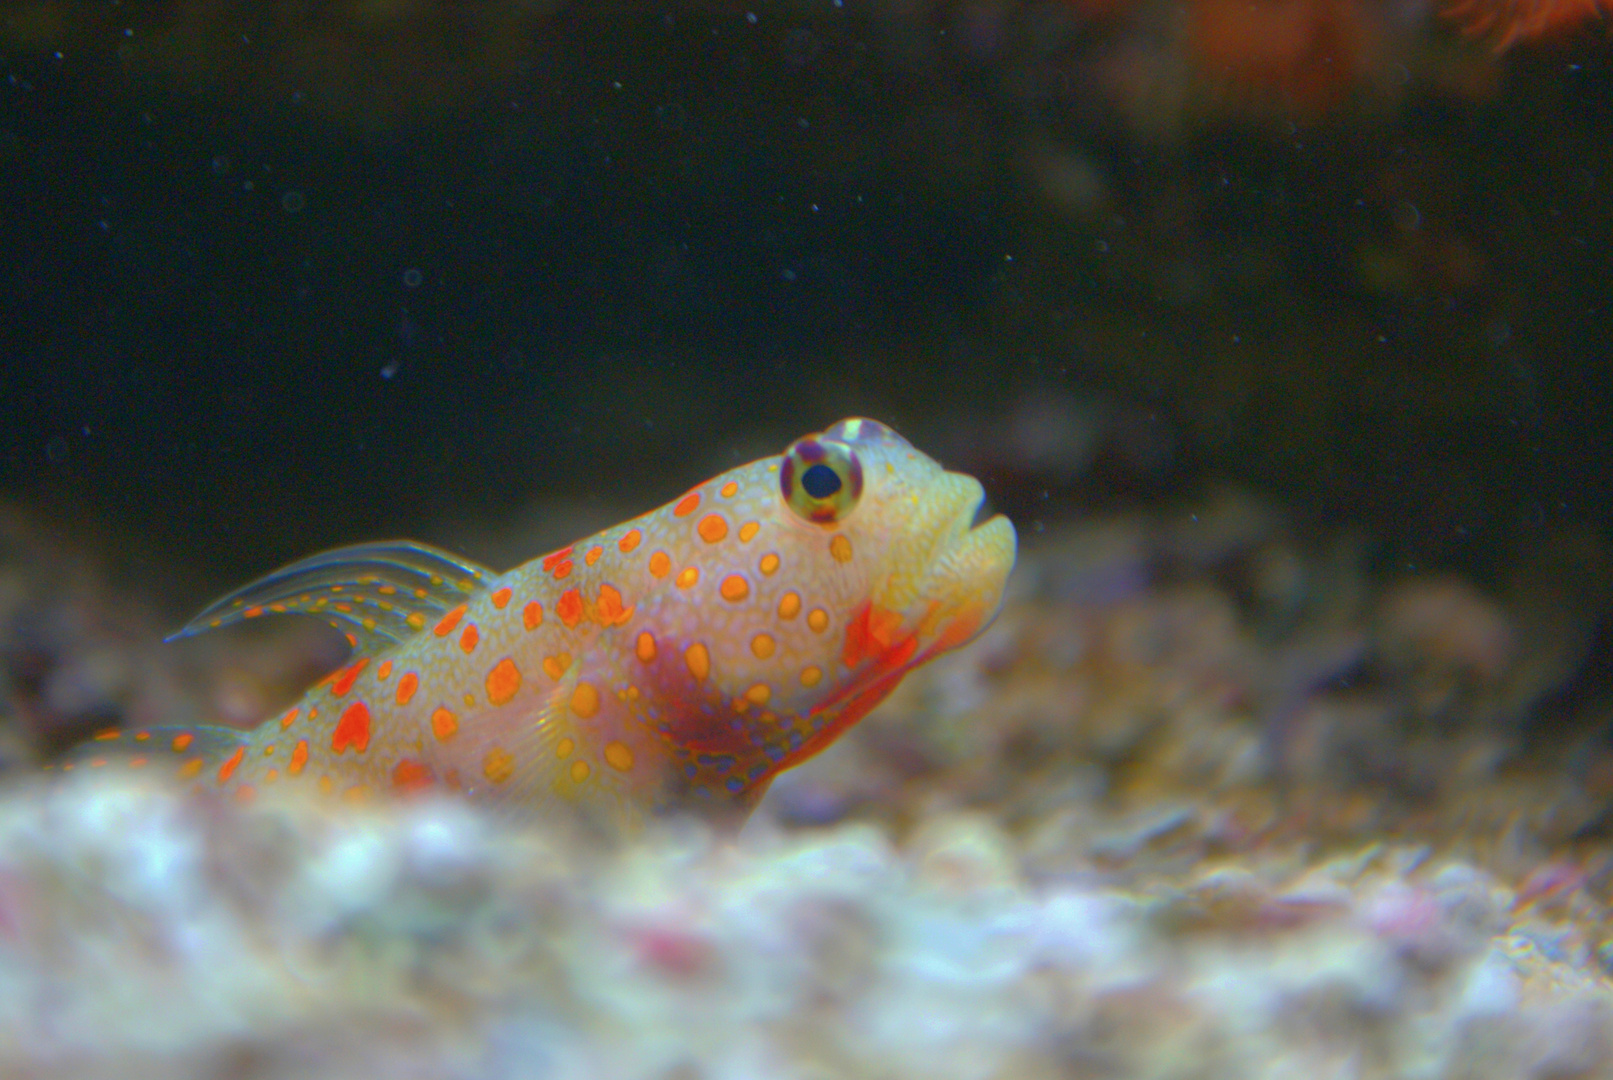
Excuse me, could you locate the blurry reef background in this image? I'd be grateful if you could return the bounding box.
[4,1,1613,1077]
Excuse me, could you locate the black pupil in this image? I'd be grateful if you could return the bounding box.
[800,463,842,499]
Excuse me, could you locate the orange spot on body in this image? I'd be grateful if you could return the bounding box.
[483,747,515,784]
[407,612,427,630]
[332,658,370,697]
[244,606,263,618]
[544,653,571,680]
[698,514,729,543]
[289,740,309,774]
[172,733,195,752]
[720,574,749,602]
[557,588,584,627]
[264,768,278,782]
[746,683,772,705]
[674,491,701,517]
[377,660,393,681]
[636,631,657,662]
[217,746,246,785]
[486,658,522,705]
[129,756,148,768]
[179,758,204,779]
[808,608,829,633]
[542,546,575,573]
[759,553,780,575]
[619,528,642,553]
[685,642,710,681]
[235,785,256,804]
[460,623,480,653]
[751,633,776,659]
[779,592,802,619]
[397,671,420,705]
[721,480,739,498]
[571,683,600,719]
[739,521,760,543]
[570,760,591,783]
[523,601,544,630]
[93,729,120,742]
[332,701,372,754]
[432,707,459,742]
[556,737,575,758]
[134,731,150,741]
[649,551,671,578]
[553,560,573,580]
[89,758,108,768]
[585,545,604,566]
[596,584,633,626]
[392,758,436,793]
[830,535,853,563]
[491,586,513,609]
[605,741,634,771]
[434,604,468,637]
[676,567,700,589]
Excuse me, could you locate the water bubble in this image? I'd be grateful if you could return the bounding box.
[402,268,423,288]
[380,362,399,380]
[654,102,686,131]
[281,190,306,213]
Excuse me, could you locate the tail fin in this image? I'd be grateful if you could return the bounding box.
[47,724,251,787]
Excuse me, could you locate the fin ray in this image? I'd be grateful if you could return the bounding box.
[167,541,493,654]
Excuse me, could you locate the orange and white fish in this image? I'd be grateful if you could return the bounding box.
[66,419,1016,831]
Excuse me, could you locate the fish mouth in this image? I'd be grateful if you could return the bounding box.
[883,470,1018,645]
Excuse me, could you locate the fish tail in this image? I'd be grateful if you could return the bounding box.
[48,723,251,786]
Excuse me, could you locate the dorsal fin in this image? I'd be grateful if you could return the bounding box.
[166,541,494,655]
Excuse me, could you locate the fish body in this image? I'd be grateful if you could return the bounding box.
[72,419,1016,831]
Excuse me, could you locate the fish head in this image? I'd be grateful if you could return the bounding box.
[697,417,1016,777]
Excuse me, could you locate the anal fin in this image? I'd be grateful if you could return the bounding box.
[166,541,494,655]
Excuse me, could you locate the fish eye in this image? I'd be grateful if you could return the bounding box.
[780,436,862,525]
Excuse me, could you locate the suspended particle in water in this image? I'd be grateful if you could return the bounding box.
[45,435,68,463]
[402,268,423,288]
[281,190,306,213]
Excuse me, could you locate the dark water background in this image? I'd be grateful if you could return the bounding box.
[0,2,1609,608]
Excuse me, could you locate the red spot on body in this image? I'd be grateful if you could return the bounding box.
[332,701,372,754]
[595,584,632,626]
[460,623,480,653]
[434,604,468,637]
[674,491,701,517]
[391,758,436,793]
[217,746,246,785]
[523,602,543,630]
[553,559,574,580]
[331,658,370,697]
[289,740,309,775]
[557,588,584,628]
[542,546,575,573]
[841,603,906,669]
[396,671,419,705]
[491,586,513,609]
[244,606,263,618]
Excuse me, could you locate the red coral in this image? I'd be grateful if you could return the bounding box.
[1442,0,1606,50]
